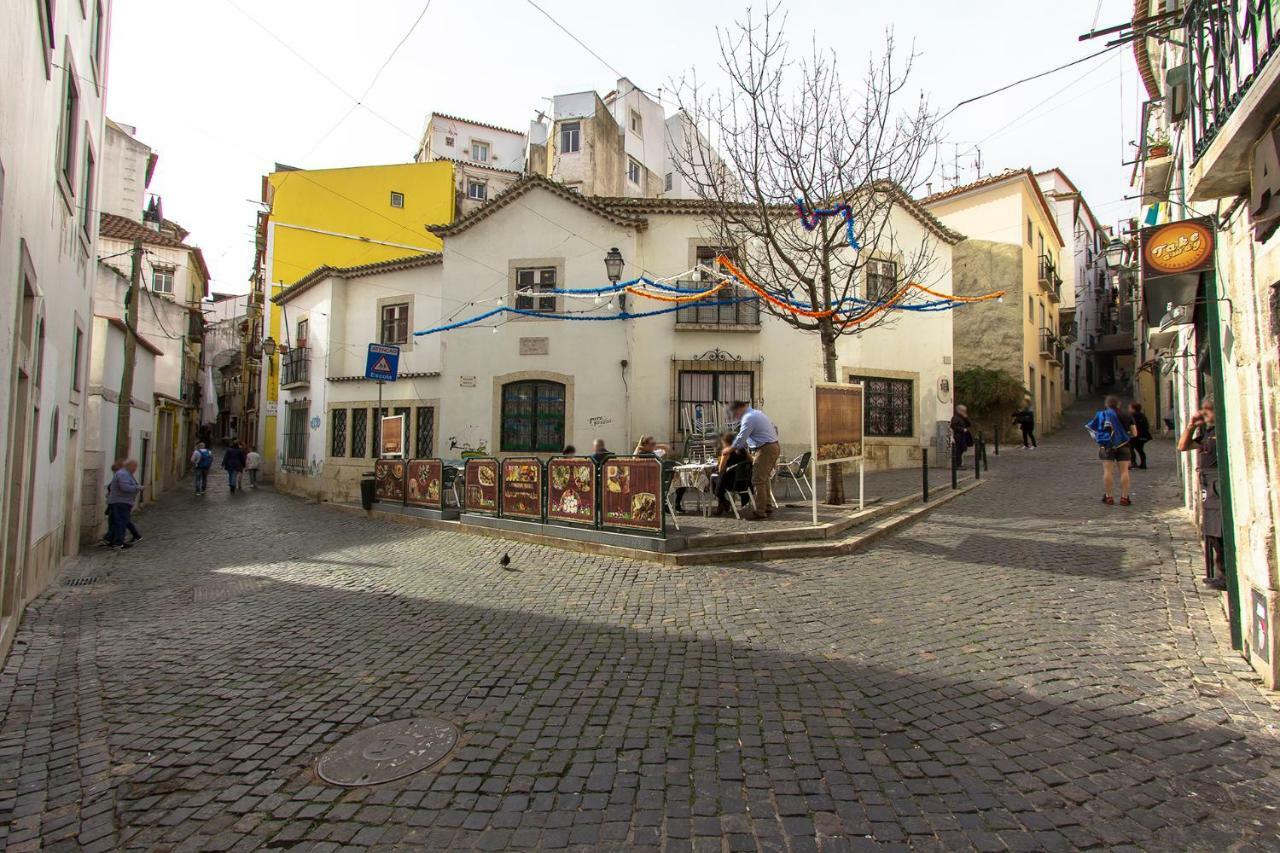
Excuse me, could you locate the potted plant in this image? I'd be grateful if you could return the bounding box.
[1147,131,1172,159]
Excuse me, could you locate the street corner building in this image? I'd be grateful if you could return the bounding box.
[267,174,966,506]
[1127,0,1280,684]
[0,0,112,657]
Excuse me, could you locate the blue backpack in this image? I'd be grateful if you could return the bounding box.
[196,448,213,469]
[1086,409,1130,449]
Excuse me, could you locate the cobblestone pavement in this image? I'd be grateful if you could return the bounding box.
[4,411,1280,851]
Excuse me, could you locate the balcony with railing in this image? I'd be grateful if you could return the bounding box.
[1186,0,1280,199]
[1039,328,1063,363]
[281,346,310,388]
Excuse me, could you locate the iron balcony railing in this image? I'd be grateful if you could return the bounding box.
[281,346,310,387]
[1187,0,1279,162]
[1037,254,1055,288]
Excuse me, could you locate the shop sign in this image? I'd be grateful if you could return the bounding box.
[1140,218,1215,278]
[380,415,405,458]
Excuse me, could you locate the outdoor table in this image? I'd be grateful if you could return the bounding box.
[669,462,716,516]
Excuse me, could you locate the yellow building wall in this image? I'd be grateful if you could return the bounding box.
[262,161,456,468]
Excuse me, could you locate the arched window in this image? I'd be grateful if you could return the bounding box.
[501,381,565,452]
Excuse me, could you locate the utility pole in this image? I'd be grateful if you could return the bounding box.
[114,239,143,461]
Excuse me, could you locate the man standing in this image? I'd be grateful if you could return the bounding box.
[106,459,142,550]
[1178,397,1225,589]
[191,442,213,495]
[1129,402,1152,469]
[950,405,973,469]
[222,442,247,493]
[729,400,779,520]
[1012,397,1037,449]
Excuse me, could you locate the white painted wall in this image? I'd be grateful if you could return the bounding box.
[421,113,525,172]
[99,119,151,219]
[94,260,193,402]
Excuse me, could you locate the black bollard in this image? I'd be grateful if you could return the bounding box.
[951,446,958,489]
[922,448,929,503]
[994,428,1000,456]
[981,439,989,472]
[975,441,982,481]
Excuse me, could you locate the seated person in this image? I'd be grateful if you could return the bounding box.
[590,438,612,465]
[636,435,686,513]
[712,433,752,516]
[634,435,670,457]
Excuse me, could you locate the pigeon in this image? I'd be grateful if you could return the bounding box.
[499,553,513,570]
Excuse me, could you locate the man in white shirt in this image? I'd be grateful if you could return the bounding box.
[729,401,780,519]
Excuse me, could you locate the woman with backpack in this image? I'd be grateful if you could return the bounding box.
[1087,395,1137,506]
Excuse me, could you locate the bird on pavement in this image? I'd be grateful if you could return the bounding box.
[499,553,514,570]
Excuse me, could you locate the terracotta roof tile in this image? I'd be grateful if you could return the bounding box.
[922,169,1065,248]
[99,212,212,289]
[426,174,646,238]
[429,112,525,138]
[273,252,442,305]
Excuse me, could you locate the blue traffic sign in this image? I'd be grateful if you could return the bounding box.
[365,343,400,382]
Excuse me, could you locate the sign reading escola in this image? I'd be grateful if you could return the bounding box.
[366,343,400,382]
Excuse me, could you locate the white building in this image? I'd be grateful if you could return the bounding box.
[0,0,112,656]
[272,175,962,504]
[415,112,526,215]
[1035,169,1110,403]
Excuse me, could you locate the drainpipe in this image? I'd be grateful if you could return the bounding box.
[1206,270,1242,649]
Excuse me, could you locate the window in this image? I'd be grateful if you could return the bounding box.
[444,135,455,147]
[1026,217,1033,245]
[466,179,487,201]
[415,406,435,457]
[560,121,581,153]
[371,407,388,456]
[471,140,489,161]
[380,302,409,344]
[330,408,347,457]
[1028,295,1035,321]
[678,247,758,326]
[152,266,175,294]
[677,371,753,435]
[630,109,643,136]
[390,190,405,208]
[58,62,80,190]
[500,381,565,452]
[850,375,914,437]
[514,267,557,312]
[664,172,673,192]
[627,157,642,186]
[296,318,309,345]
[351,408,367,457]
[80,137,95,237]
[863,258,898,301]
[71,326,83,392]
[36,1,54,75]
[1038,232,1046,259]
[90,0,104,80]
[284,401,309,467]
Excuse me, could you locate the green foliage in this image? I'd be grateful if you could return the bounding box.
[954,367,1027,424]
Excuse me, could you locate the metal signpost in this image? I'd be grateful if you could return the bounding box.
[366,343,400,450]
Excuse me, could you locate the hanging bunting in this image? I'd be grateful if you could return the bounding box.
[795,198,860,249]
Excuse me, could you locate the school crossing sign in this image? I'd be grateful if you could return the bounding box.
[365,343,400,382]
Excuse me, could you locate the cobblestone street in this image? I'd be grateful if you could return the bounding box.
[4,419,1280,852]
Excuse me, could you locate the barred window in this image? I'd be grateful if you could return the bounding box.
[850,375,913,438]
[863,259,898,302]
[501,381,565,452]
[330,408,347,457]
[514,267,557,313]
[415,406,435,457]
[284,401,309,466]
[371,407,388,456]
[677,247,759,326]
[351,408,368,458]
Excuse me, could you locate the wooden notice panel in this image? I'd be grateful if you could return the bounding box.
[380,415,405,458]
[463,458,499,515]
[374,458,406,503]
[814,382,864,464]
[547,457,597,528]
[600,456,664,536]
[500,457,545,521]
[405,459,444,509]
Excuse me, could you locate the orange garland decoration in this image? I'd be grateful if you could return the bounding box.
[624,277,730,303]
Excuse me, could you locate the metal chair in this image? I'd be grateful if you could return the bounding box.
[775,451,812,500]
[442,465,461,508]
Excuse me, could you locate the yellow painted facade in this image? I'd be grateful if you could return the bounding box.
[261,161,456,469]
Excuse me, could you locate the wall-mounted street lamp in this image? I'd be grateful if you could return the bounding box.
[1104,238,1129,271]
[605,247,625,312]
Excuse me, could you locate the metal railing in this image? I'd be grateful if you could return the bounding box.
[281,346,310,387]
[1187,0,1279,161]
[1038,254,1055,287]
[1039,328,1062,362]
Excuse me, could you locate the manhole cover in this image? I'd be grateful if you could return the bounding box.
[316,717,458,786]
[63,577,98,587]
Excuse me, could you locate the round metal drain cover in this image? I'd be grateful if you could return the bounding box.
[316,717,458,786]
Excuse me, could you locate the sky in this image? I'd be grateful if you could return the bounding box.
[105,0,1143,295]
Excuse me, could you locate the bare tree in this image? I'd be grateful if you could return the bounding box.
[670,6,942,504]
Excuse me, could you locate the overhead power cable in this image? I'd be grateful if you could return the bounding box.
[941,43,1123,119]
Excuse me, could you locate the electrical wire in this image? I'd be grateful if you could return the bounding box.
[941,42,1124,119]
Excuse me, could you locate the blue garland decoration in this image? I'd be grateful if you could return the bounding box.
[795,198,860,250]
[414,297,759,336]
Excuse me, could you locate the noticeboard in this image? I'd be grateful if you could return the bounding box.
[500,457,545,521]
[374,458,406,504]
[380,415,405,458]
[462,458,499,516]
[600,456,664,536]
[814,382,864,464]
[405,459,444,510]
[546,457,598,528]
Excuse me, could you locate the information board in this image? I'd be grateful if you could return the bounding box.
[405,459,444,510]
[374,458,406,504]
[500,457,545,521]
[463,458,499,516]
[546,457,597,528]
[600,456,664,536]
[380,415,405,458]
[814,382,865,464]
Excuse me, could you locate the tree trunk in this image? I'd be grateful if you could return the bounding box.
[820,323,845,505]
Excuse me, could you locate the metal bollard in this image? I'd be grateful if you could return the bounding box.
[922,448,929,503]
[951,447,958,489]
[994,428,1000,456]
[981,439,989,472]
[974,441,981,481]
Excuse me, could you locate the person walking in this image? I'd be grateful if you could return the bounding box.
[1087,395,1136,506]
[1012,397,1037,449]
[950,405,973,470]
[1178,397,1226,590]
[245,446,262,489]
[191,442,213,495]
[1129,402,1153,469]
[222,442,247,493]
[99,460,142,545]
[105,459,142,550]
[729,400,780,520]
